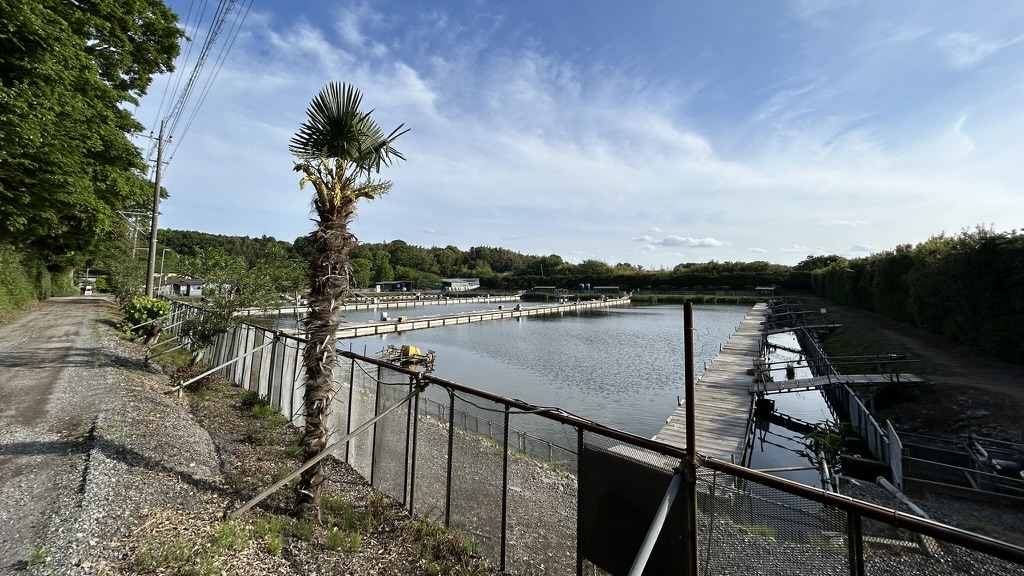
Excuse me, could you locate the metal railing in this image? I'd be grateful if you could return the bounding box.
[168,301,1024,575]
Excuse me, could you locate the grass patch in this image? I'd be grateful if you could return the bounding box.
[294,519,315,541]
[408,513,489,575]
[282,436,304,459]
[25,547,48,568]
[242,427,279,446]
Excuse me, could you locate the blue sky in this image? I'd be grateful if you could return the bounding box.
[134,0,1024,267]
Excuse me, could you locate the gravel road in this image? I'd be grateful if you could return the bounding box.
[0,297,223,574]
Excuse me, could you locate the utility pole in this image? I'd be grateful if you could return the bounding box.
[145,120,166,297]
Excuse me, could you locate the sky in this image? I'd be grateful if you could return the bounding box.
[133,0,1024,268]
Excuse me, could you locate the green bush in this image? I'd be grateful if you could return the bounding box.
[118,296,171,335]
[0,244,37,318]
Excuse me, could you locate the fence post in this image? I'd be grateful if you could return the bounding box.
[500,406,510,572]
[346,357,356,464]
[409,382,421,515]
[445,389,456,528]
[576,427,584,576]
[370,365,382,487]
[847,511,865,576]
[402,376,414,507]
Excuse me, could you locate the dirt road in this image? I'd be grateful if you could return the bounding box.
[797,294,1024,439]
[0,297,119,571]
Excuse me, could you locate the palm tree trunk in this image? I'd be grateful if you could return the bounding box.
[294,205,353,518]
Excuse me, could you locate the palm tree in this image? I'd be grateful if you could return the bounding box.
[289,82,407,517]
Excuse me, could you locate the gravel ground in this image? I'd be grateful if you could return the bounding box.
[2,298,1022,575]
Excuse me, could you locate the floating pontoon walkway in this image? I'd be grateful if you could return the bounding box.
[654,302,767,463]
[328,297,632,339]
[753,373,926,395]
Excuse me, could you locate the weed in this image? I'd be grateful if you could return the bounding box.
[294,519,314,541]
[212,520,249,551]
[283,437,304,459]
[241,391,271,409]
[266,532,284,556]
[740,524,777,538]
[253,515,286,539]
[408,513,490,574]
[25,547,48,568]
[133,537,194,571]
[324,527,345,551]
[242,427,278,446]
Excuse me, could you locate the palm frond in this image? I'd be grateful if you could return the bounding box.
[289,82,408,174]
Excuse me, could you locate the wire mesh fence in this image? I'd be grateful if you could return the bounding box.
[170,303,1024,575]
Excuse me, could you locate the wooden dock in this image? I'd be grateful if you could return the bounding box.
[324,297,632,339]
[654,302,767,463]
[753,373,926,395]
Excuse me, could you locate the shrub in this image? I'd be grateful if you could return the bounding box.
[118,296,171,336]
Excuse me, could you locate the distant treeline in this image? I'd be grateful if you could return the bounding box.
[158,230,826,292]
[811,228,1023,363]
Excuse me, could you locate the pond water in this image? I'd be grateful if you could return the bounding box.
[340,303,748,439]
[268,301,836,485]
[751,331,834,486]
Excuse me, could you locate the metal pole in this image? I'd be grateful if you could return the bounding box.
[145,120,165,297]
[500,406,510,572]
[444,389,456,528]
[408,384,421,514]
[847,512,865,576]
[170,338,276,393]
[683,302,700,576]
[576,427,584,576]
[346,358,356,464]
[228,385,423,520]
[402,377,413,506]
[627,470,683,576]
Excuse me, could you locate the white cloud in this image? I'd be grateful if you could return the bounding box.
[748,247,767,254]
[814,219,867,227]
[939,32,1024,68]
[653,236,731,248]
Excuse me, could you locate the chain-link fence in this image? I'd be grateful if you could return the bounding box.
[172,303,1024,575]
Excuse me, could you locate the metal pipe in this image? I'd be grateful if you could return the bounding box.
[402,377,413,506]
[170,338,276,393]
[227,384,423,520]
[627,470,683,576]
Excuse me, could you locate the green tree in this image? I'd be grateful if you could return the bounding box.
[0,0,181,267]
[289,82,407,517]
[176,247,294,364]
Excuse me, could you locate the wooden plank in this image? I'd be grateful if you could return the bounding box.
[655,303,766,463]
